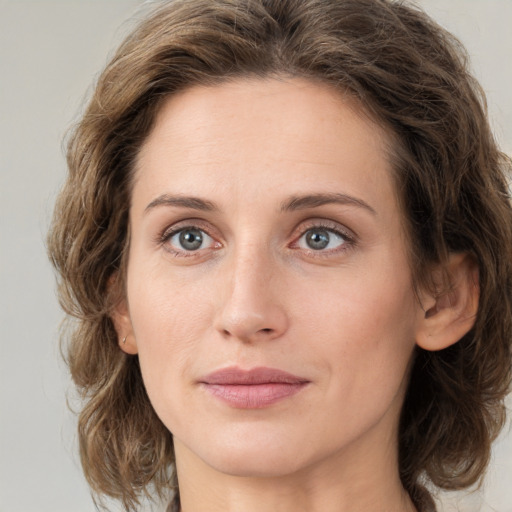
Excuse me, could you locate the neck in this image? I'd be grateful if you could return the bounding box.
[174,423,417,512]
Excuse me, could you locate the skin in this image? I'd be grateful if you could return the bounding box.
[115,77,478,512]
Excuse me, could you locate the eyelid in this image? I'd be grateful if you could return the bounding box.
[159,218,216,239]
[293,218,356,241]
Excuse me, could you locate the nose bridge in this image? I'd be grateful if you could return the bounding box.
[232,240,272,296]
[216,238,288,342]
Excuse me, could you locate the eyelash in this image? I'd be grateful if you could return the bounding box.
[291,221,356,258]
[158,220,356,258]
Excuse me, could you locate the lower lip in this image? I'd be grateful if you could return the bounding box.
[202,382,308,409]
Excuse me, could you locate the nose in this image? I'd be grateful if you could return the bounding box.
[214,244,289,343]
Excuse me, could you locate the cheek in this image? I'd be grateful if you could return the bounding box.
[128,255,214,340]
[298,266,418,389]
[286,278,417,451]
[126,268,215,402]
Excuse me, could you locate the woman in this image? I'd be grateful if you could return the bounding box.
[47,0,512,511]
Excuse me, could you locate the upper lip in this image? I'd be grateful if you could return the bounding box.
[200,366,309,385]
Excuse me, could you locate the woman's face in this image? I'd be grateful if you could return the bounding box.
[121,78,425,478]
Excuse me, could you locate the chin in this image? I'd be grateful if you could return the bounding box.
[187,426,323,479]
[205,449,308,479]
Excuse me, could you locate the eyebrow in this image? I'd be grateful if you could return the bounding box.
[145,194,219,213]
[144,192,376,216]
[281,193,377,215]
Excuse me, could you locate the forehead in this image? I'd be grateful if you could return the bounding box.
[134,77,397,214]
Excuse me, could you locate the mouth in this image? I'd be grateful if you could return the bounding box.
[199,366,310,409]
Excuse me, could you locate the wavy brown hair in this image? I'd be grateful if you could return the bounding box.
[47,0,512,510]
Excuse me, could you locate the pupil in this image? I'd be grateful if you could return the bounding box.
[179,229,203,250]
[306,229,329,250]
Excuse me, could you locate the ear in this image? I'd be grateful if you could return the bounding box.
[415,253,479,351]
[109,276,138,355]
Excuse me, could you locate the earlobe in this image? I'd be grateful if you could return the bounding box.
[111,300,139,355]
[117,330,138,355]
[416,253,479,352]
[109,275,138,355]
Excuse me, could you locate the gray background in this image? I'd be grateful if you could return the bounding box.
[0,1,511,511]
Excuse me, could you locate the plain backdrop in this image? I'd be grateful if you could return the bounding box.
[0,1,511,511]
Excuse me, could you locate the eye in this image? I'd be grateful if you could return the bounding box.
[296,227,348,251]
[166,227,215,252]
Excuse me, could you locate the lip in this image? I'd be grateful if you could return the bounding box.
[199,366,310,409]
